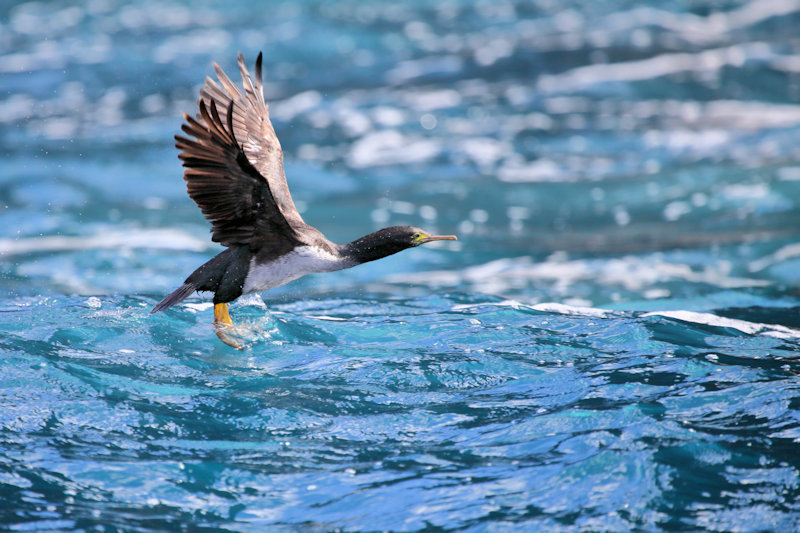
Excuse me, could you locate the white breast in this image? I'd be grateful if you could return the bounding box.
[241,245,354,294]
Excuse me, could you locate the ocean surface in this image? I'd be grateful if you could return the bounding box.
[2,0,800,530]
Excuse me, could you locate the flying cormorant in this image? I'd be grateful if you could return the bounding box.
[151,52,456,348]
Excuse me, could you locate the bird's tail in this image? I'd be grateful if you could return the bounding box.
[151,283,196,314]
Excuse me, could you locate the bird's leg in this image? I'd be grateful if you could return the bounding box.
[213,303,243,350]
[214,302,233,325]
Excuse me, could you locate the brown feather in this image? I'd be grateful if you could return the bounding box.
[177,53,309,250]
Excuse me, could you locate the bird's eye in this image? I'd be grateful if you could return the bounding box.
[412,233,421,240]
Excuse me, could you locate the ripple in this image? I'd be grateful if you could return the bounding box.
[3,0,800,529]
[1,293,800,528]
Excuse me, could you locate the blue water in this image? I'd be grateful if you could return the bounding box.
[3,0,800,530]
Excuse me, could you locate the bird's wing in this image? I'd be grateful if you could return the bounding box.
[175,52,306,251]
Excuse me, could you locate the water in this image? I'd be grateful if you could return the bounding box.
[2,0,800,530]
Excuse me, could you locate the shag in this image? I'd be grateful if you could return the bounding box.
[151,52,457,348]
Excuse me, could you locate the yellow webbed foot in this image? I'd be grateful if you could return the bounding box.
[213,303,243,350]
[214,302,233,325]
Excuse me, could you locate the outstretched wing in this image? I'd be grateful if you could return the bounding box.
[175,52,306,252]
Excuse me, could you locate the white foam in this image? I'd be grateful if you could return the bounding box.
[403,89,462,112]
[451,300,799,339]
[777,167,800,181]
[0,229,209,256]
[457,137,509,169]
[725,0,800,30]
[153,28,232,64]
[497,159,564,183]
[530,302,609,318]
[387,255,769,296]
[451,299,611,318]
[347,130,441,168]
[749,242,800,272]
[272,90,322,121]
[643,310,800,339]
[307,315,347,321]
[537,43,774,93]
[384,55,463,84]
[722,183,769,200]
[237,294,267,309]
[451,299,526,311]
[702,101,800,130]
[183,302,213,312]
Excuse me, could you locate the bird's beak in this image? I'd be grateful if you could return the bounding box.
[417,234,458,244]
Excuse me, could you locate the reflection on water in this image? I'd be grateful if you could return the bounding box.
[2,0,800,530]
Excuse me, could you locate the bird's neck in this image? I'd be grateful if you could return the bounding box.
[338,230,405,264]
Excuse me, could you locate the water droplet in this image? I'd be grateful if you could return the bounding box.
[420,113,437,129]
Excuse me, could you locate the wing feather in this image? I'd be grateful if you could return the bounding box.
[177,53,308,252]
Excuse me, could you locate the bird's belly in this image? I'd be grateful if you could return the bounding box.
[241,259,304,293]
[241,246,352,294]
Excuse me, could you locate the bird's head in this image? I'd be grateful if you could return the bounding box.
[407,226,459,247]
[343,225,457,263]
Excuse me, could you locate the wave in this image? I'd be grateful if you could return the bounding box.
[0,228,209,256]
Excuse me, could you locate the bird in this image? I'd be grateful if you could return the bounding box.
[151,52,457,348]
